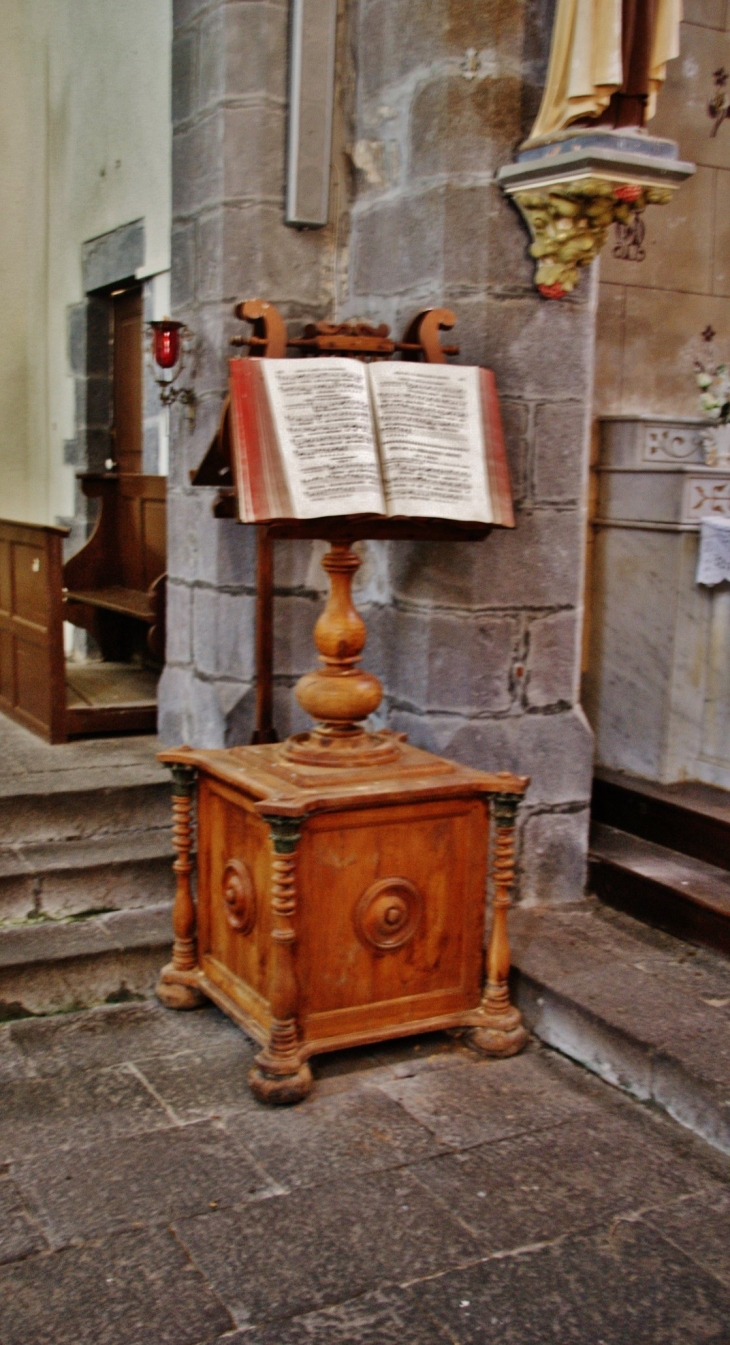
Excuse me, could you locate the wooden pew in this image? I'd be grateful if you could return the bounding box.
[0,474,167,743]
[64,473,166,664]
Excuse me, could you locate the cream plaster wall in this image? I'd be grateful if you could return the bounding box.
[594,2,730,418]
[0,0,171,525]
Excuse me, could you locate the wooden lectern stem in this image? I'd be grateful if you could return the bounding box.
[282,540,401,767]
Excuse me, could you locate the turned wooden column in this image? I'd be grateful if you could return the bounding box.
[469,785,528,1056]
[249,814,312,1104]
[156,763,204,1009]
[283,540,401,767]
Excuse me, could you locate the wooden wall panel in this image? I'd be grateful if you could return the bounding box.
[0,520,68,742]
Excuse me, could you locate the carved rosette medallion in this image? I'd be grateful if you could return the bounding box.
[222,858,256,934]
[354,877,423,951]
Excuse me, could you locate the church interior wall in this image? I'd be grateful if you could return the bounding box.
[161,0,596,905]
[594,4,730,419]
[0,0,171,529]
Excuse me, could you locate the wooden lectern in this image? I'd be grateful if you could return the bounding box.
[157,303,529,1103]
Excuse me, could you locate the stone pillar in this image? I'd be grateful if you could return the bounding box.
[160,0,346,747]
[346,0,596,903]
[163,0,596,904]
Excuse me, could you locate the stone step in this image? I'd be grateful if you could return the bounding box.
[0,829,175,924]
[0,903,172,1019]
[0,712,172,847]
[589,821,730,957]
[593,766,730,872]
[0,773,172,848]
[0,716,175,1019]
[511,900,730,1156]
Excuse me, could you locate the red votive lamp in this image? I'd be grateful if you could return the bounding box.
[151,318,184,370]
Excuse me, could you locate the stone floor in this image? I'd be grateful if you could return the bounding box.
[2,1002,730,1344]
[0,711,164,798]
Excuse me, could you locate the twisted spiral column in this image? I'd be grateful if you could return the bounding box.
[156,764,204,1010]
[469,789,528,1058]
[249,814,312,1104]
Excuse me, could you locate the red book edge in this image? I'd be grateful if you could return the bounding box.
[479,367,514,529]
[229,360,292,521]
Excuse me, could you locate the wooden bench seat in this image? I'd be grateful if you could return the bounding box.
[0,473,167,743]
[63,473,166,663]
[65,585,156,622]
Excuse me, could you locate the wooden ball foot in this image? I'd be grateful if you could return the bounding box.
[248,1061,313,1106]
[156,965,205,1010]
[468,1007,528,1058]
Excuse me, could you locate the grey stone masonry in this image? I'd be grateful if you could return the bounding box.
[161,0,345,749]
[82,220,145,295]
[162,0,596,903]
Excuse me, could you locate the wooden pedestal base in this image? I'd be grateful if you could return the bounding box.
[156,540,529,1103]
[156,966,205,1011]
[468,1008,530,1058]
[249,1061,314,1105]
[156,740,529,1105]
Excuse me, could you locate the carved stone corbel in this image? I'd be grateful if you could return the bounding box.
[513,180,672,298]
[496,132,694,299]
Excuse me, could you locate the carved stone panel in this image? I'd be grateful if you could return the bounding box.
[642,426,705,464]
[683,476,730,522]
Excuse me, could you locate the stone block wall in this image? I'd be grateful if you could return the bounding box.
[161,0,596,904]
[160,0,347,749]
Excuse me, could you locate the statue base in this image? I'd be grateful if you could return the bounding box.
[497,132,695,298]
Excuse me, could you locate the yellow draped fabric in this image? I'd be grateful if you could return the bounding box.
[524,0,682,147]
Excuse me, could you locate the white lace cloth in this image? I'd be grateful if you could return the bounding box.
[696,516,730,586]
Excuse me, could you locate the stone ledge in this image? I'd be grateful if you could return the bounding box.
[0,904,173,970]
[511,900,730,1156]
[0,830,174,882]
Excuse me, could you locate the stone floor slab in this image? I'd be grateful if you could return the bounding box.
[222,1284,455,1343]
[207,1080,447,1189]
[8,1002,241,1077]
[15,1119,278,1244]
[408,1107,722,1253]
[131,1039,258,1121]
[416,1222,730,1344]
[0,1026,34,1080]
[0,1063,171,1162]
[0,1226,232,1345]
[375,1045,603,1149]
[0,1176,47,1265]
[175,1168,482,1328]
[645,1187,730,1287]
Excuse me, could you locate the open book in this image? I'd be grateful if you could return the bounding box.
[228,357,514,527]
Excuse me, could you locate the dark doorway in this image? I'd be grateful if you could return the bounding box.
[111,284,143,474]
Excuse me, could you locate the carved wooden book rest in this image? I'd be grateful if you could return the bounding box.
[157,301,529,1103]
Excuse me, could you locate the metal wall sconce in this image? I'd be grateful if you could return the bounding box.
[148,318,196,424]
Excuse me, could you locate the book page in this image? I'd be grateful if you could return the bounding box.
[368,363,492,523]
[260,359,385,519]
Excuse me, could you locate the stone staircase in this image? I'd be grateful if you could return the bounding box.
[0,714,174,1018]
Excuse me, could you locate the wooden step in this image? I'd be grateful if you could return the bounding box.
[589,820,730,957]
[592,766,730,872]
